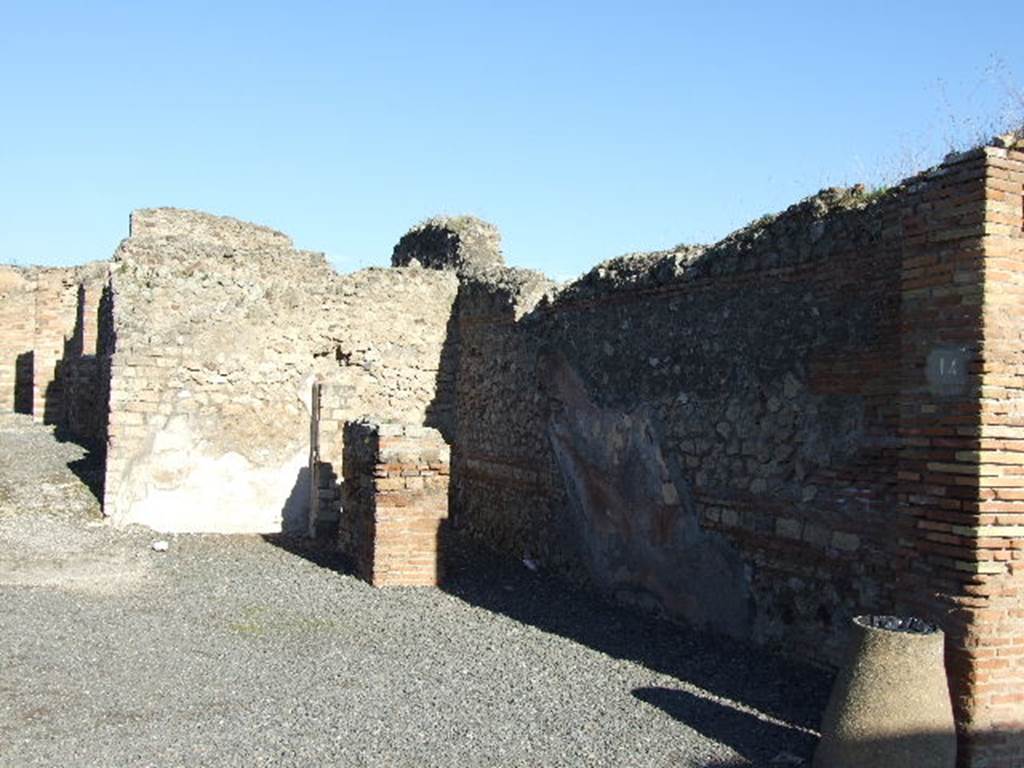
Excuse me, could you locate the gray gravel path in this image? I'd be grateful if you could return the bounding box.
[0,414,830,767]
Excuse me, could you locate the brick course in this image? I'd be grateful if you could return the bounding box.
[340,421,450,587]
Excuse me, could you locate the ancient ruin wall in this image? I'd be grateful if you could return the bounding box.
[103,210,333,532]
[452,268,565,567]
[59,264,113,448]
[129,207,293,250]
[455,188,908,658]
[307,266,459,537]
[0,262,109,442]
[31,267,84,424]
[104,209,458,534]
[1,146,1021,765]
[450,148,1024,764]
[0,266,36,414]
[392,215,504,275]
[955,144,1024,767]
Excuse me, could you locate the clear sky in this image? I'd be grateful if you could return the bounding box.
[1,2,1022,279]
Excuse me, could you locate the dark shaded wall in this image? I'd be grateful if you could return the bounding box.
[392,215,504,275]
[57,269,113,449]
[32,267,83,424]
[454,187,906,660]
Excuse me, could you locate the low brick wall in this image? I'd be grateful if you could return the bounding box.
[341,421,450,587]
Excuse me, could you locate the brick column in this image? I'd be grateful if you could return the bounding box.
[956,143,1024,767]
[895,147,987,763]
[896,143,1024,766]
[341,421,450,587]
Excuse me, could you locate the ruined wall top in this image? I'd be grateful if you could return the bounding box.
[391,215,504,275]
[553,184,893,305]
[129,208,294,250]
[0,265,30,294]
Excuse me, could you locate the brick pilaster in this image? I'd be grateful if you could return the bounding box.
[341,421,450,587]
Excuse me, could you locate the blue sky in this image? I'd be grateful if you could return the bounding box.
[1,2,1022,279]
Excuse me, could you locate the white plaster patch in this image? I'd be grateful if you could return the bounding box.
[113,415,309,533]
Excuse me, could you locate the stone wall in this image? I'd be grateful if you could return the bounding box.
[445,147,1024,765]
[454,188,907,654]
[306,268,459,539]
[129,207,293,250]
[103,210,332,532]
[340,420,450,587]
[104,208,458,534]
[31,267,83,424]
[392,215,504,275]
[451,267,564,568]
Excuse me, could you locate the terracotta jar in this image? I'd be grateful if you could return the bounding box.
[813,615,956,768]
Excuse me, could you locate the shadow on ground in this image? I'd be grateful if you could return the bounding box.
[262,533,355,574]
[633,687,817,765]
[438,531,830,764]
[55,429,105,505]
[266,527,831,764]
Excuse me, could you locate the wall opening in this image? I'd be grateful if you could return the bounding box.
[14,351,33,414]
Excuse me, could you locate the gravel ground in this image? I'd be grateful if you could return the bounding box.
[0,414,831,767]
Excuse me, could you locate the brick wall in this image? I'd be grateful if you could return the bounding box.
[0,266,36,414]
[862,143,1024,767]
[951,145,1024,767]
[30,267,81,424]
[887,147,1011,766]
[0,263,109,445]
[340,421,450,587]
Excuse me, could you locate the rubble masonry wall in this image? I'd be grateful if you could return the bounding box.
[104,208,458,533]
[448,147,1024,765]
